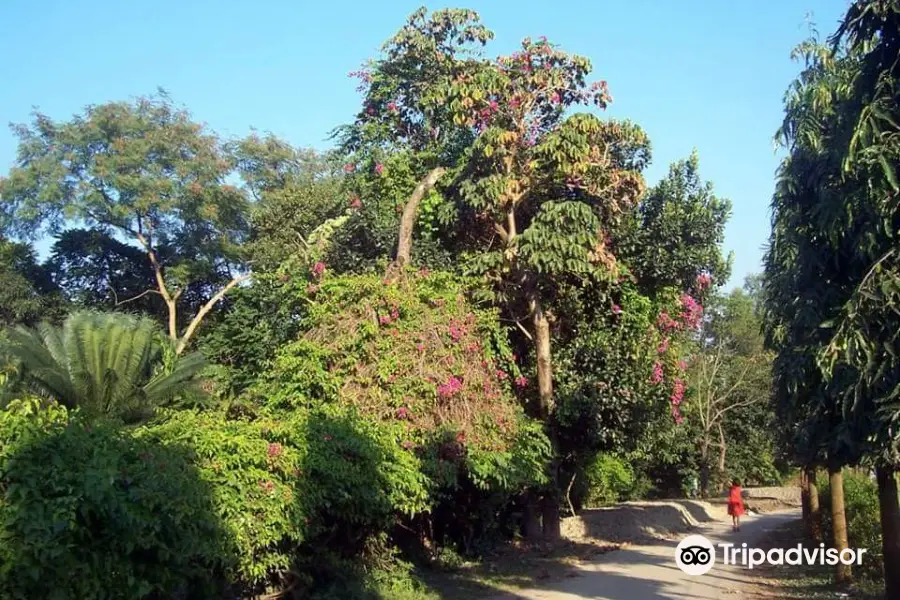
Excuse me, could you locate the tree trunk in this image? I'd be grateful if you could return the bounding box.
[800,469,811,524]
[699,437,710,498]
[807,467,823,542]
[522,490,543,541]
[716,423,727,492]
[829,466,851,584]
[391,166,446,271]
[541,492,561,540]
[531,296,553,417]
[876,465,900,600]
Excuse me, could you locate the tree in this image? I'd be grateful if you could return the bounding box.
[45,228,165,317]
[331,7,493,274]
[0,238,63,327]
[5,311,206,423]
[617,151,733,296]
[233,133,346,270]
[689,284,773,496]
[442,36,649,537]
[763,32,892,588]
[0,93,250,354]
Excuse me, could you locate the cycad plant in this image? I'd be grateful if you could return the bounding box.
[4,311,206,423]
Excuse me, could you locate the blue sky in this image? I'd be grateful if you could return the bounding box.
[0,0,849,289]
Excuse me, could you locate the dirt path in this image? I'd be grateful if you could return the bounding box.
[487,509,801,600]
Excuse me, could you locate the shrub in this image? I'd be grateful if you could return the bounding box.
[255,270,551,494]
[818,470,883,580]
[0,400,231,600]
[583,453,636,506]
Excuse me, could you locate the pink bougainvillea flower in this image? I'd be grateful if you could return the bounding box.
[390,308,400,320]
[437,376,463,398]
[267,443,282,458]
[657,337,669,354]
[496,369,508,381]
[416,343,425,352]
[680,293,704,329]
[343,163,355,173]
[696,272,712,290]
[612,304,622,315]
[550,91,561,104]
[515,375,528,388]
[379,314,391,325]
[669,378,685,406]
[387,101,398,112]
[374,163,385,175]
[312,262,326,277]
[396,407,409,420]
[349,194,362,209]
[650,361,664,385]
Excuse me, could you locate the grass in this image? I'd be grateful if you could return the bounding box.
[743,518,883,600]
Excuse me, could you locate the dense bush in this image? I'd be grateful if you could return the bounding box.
[818,470,883,580]
[582,453,636,506]
[0,400,232,600]
[255,269,551,495]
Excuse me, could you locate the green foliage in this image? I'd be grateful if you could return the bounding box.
[5,311,206,422]
[818,471,884,580]
[0,238,64,327]
[617,152,732,295]
[0,401,231,600]
[582,453,635,506]
[45,228,166,319]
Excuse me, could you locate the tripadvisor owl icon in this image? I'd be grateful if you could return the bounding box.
[675,534,716,575]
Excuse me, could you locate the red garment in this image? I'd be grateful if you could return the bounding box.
[727,485,745,516]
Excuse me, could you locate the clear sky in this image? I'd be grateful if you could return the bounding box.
[0,0,849,289]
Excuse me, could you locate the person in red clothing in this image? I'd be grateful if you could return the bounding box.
[728,478,745,531]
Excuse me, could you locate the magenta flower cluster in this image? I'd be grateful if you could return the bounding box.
[438,376,463,398]
[680,294,703,329]
[670,378,685,424]
[650,361,664,385]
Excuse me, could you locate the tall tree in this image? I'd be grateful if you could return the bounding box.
[617,151,733,296]
[444,36,649,537]
[690,284,773,496]
[0,93,250,354]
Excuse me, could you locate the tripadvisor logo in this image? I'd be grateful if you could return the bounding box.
[675,535,867,575]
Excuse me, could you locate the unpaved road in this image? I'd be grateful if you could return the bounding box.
[490,509,800,600]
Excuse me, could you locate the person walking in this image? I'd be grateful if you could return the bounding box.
[727,478,745,532]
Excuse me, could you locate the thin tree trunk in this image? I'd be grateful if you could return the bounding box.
[529,292,560,539]
[876,465,900,600]
[391,167,446,271]
[801,468,811,524]
[829,466,851,584]
[699,438,710,498]
[808,467,823,542]
[716,423,727,492]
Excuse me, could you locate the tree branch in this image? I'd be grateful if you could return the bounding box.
[175,274,251,355]
[111,286,161,307]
